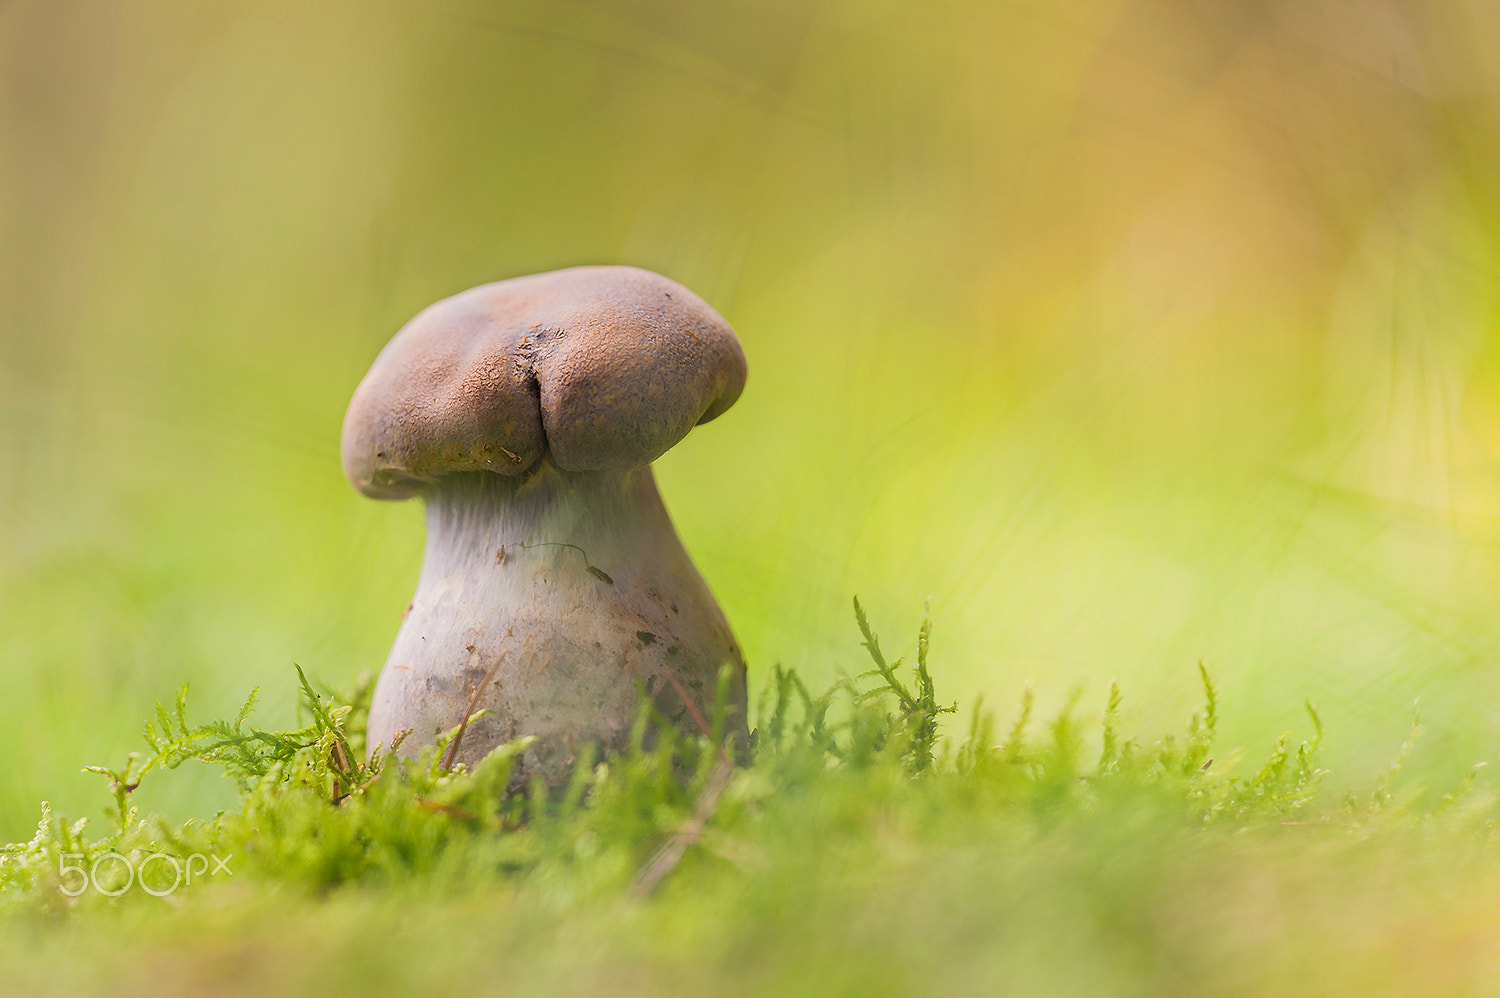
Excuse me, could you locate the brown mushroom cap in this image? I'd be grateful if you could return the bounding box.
[341,266,747,499]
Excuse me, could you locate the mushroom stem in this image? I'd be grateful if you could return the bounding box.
[366,463,746,781]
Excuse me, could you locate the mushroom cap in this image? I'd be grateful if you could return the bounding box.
[341,266,747,499]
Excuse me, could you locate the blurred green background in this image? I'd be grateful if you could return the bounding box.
[2,0,1499,839]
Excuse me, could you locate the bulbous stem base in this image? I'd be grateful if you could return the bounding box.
[366,464,747,783]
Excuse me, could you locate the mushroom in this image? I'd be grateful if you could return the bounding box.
[342,265,748,782]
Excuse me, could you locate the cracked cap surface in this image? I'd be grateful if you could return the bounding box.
[341,266,747,499]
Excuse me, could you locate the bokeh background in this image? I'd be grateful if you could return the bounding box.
[2,0,1498,838]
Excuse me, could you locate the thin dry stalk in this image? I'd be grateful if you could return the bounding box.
[443,649,509,771]
[631,754,737,899]
[631,669,739,898]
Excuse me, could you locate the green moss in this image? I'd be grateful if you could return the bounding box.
[0,602,1493,996]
